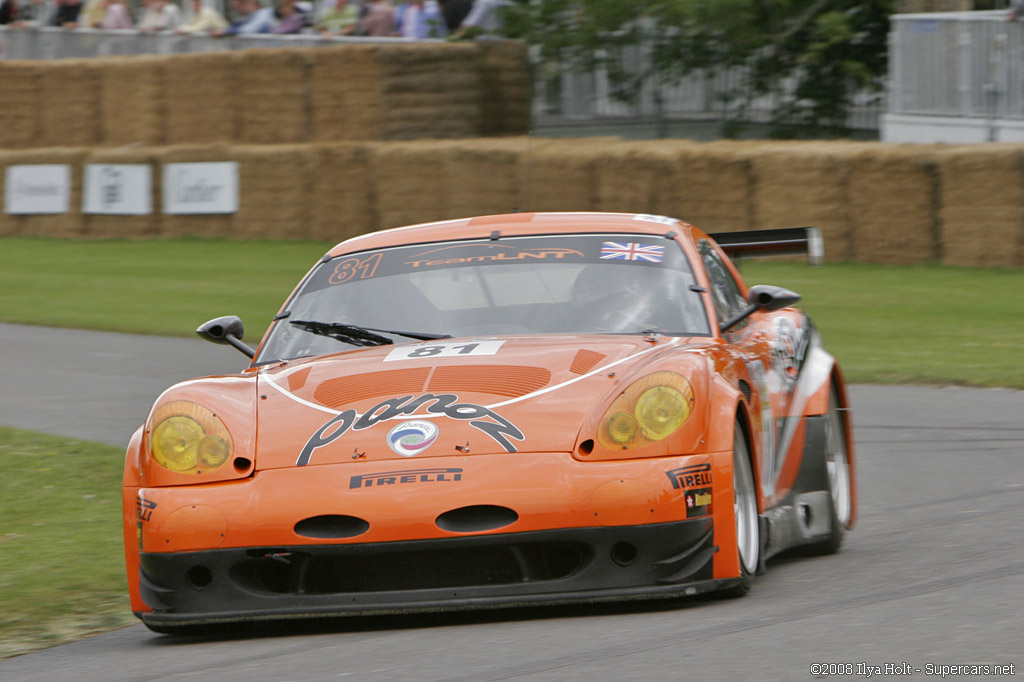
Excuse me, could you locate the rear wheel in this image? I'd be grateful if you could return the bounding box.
[720,422,758,597]
[811,384,851,555]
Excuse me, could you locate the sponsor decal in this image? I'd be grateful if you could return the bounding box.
[349,467,463,489]
[666,463,712,490]
[685,487,713,518]
[600,242,665,263]
[384,339,505,362]
[632,214,678,226]
[405,244,584,268]
[298,393,524,466]
[136,496,157,522]
[387,420,439,457]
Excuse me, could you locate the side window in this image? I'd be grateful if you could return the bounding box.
[697,239,746,326]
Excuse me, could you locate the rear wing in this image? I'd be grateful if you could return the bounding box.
[709,227,823,266]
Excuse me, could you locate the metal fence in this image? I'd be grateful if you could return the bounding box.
[0,26,411,60]
[889,10,1024,119]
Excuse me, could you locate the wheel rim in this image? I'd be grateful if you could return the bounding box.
[825,393,852,527]
[733,429,759,575]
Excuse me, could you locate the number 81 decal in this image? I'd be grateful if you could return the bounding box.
[384,340,506,362]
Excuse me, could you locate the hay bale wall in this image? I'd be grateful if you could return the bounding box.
[0,62,41,150]
[0,43,530,152]
[37,60,101,148]
[163,53,238,145]
[2,140,1024,269]
[99,56,166,147]
[937,146,1024,268]
[847,146,940,265]
[747,142,864,262]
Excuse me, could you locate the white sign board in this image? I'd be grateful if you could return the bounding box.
[83,164,153,215]
[163,162,239,214]
[5,165,71,215]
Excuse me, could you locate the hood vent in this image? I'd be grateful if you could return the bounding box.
[313,368,431,409]
[427,365,550,398]
[570,349,606,375]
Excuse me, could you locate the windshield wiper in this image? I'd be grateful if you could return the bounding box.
[289,319,451,347]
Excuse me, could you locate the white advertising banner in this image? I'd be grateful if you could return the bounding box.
[82,164,153,215]
[4,165,71,215]
[163,162,239,215]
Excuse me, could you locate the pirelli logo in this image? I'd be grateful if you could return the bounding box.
[666,463,712,490]
[349,467,464,489]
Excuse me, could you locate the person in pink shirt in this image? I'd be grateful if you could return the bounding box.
[99,0,132,27]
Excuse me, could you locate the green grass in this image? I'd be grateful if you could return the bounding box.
[741,261,1024,389]
[0,236,331,340]
[0,428,136,659]
[2,236,1023,388]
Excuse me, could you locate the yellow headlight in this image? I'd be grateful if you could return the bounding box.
[149,401,233,474]
[606,412,638,445]
[597,371,695,450]
[636,386,691,440]
[152,416,202,471]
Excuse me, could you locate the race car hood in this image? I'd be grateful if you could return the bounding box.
[253,334,711,470]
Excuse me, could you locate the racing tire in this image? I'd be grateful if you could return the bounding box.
[718,422,759,598]
[808,383,852,555]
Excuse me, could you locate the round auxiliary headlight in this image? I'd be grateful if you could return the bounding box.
[635,386,690,441]
[198,435,231,468]
[606,412,638,446]
[152,416,203,472]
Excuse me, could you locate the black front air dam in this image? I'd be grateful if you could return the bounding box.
[139,519,726,626]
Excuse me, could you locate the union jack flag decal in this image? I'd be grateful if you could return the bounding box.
[600,242,665,263]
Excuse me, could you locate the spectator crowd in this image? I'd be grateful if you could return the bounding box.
[0,0,509,38]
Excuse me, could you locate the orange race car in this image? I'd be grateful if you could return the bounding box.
[122,212,856,633]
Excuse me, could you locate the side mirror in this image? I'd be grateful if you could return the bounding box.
[719,285,801,333]
[196,315,256,358]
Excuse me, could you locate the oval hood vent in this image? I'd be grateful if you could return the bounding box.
[436,505,519,533]
[294,515,369,539]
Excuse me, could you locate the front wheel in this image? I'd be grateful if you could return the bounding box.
[719,422,759,598]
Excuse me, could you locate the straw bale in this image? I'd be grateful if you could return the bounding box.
[309,143,376,242]
[477,41,531,136]
[163,53,237,145]
[517,138,623,213]
[745,141,866,262]
[154,144,236,238]
[82,148,160,239]
[936,145,1024,268]
[369,141,454,229]
[444,139,528,218]
[98,55,166,147]
[591,140,698,217]
[37,60,101,148]
[378,45,481,140]
[669,140,757,233]
[0,62,41,149]
[236,50,312,145]
[847,145,941,265]
[310,46,383,142]
[233,145,315,239]
[0,148,87,238]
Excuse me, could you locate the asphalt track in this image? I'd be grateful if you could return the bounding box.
[1,322,1022,681]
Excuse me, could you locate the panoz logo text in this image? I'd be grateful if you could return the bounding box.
[350,467,463,489]
[405,246,584,268]
[298,393,524,466]
[666,463,712,490]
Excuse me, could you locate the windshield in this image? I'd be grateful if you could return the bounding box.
[256,234,711,363]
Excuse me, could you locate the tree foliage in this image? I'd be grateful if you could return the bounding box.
[504,0,894,136]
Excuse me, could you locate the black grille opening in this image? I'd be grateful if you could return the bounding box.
[230,542,589,595]
[294,515,369,539]
[436,505,519,533]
